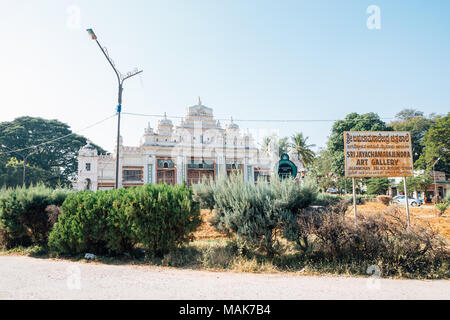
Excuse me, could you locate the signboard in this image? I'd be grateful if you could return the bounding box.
[277,154,297,179]
[344,131,414,178]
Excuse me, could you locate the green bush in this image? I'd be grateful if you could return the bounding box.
[0,185,69,248]
[435,201,448,216]
[48,190,116,255]
[128,184,201,257]
[312,193,341,206]
[49,184,201,257]
[210,173,317,256]
[192,178,215,210]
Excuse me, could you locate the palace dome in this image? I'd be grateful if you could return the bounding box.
[226,117,239,130]
[188,97,213,117]
[158,113,173,126]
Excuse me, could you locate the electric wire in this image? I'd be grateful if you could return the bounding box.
[122,111,395,123]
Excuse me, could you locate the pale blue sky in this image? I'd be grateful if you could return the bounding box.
[1,0,449,152]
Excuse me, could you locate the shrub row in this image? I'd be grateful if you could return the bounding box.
[0,185,69,248]
[48,183,201,257]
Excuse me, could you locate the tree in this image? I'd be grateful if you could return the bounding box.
[290,133,315,167]
[395,109,424,120]
[278,137,290,155]
[399,173,433,194]
[366,177,389,195]
[389,109,437,163]
[0,117,107,188]
[310,149,337,192]
[327,112,390,177]
[260,135,290,156]
[415,113,449,172]
[261,136,272,153]
[337,177,357,194]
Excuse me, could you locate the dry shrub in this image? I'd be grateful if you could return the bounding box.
[45,205,61,227]
[332,198,352,214]
[292,207,449,278]
[285,198,352,252]
[376,195,391,206]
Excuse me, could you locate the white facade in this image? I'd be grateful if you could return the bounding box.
[76,99,277,191]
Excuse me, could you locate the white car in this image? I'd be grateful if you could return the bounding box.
[392,195,423,207]
[327,188,339,194]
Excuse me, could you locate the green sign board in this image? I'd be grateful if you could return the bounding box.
[277,153,297,179]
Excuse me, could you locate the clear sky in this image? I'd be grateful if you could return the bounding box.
[1,0,449,153]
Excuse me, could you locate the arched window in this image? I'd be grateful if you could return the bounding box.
[84,178,91,190]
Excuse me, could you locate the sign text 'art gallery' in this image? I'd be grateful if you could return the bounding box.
[344,131,414,178]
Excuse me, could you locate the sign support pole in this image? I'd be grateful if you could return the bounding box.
[352,177,357,220]
[403,176,411,230]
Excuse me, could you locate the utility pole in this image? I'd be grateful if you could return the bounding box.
[87,28,143,189]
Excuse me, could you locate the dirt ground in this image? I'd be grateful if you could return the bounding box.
[193,209,228,240]
[349,202,450,240]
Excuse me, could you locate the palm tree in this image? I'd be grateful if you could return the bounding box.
[261,136,273,153]
[278,137,290,155]
[290,133,315,167]
[260,135,290,156]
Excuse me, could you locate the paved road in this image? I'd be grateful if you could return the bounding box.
[0,256,448,299]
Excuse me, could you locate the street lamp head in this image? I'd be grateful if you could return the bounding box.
[86,28,97,40]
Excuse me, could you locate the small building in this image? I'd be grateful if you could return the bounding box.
[388,170,449,202]
[422,171,449,202]
[75,98,276,191]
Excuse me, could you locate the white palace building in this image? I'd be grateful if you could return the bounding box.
[75,98,297,191]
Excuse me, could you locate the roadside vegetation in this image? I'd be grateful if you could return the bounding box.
[1,176,448,280]
[0,109,448,279]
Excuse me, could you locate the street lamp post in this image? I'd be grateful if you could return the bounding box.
[1,145,40,186]
[87,28,143,189]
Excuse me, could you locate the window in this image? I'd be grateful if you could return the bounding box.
[85,163,91,171]
[84,178,91,190]
[158,159,174,168]
[123,170,143,181]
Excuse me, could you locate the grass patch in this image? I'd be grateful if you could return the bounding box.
[0,244,49,258]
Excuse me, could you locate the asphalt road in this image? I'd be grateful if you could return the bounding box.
[0,255,448,300]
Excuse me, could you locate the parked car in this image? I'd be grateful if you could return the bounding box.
[326,188,339,194]
[391,195,423,207]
